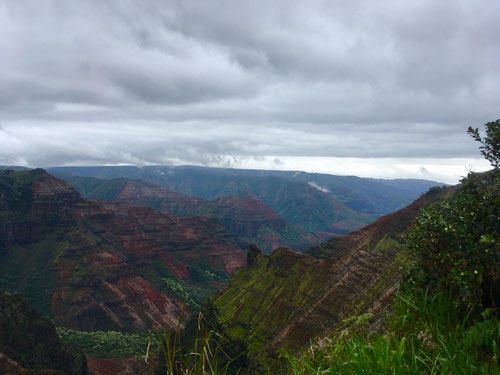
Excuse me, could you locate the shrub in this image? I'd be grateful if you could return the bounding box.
[405,120,499,307]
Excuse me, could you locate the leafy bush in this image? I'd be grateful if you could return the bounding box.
[405,121,499,307]
[468,120,500,168]
[162,277,200,310]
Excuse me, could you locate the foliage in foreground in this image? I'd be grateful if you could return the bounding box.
[404,169,499,308]
[56,310,235,373]
[149,307,241,375]
[283,290,499,374]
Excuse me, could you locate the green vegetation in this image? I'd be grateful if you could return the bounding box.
[162,277,201,311]
[372,233,401,254]
[283,290,499,374]
[139,260,229,314]
[468,120,500,169]
[56,306,244,373]
[56,327,158,358]
[282,121,500,374]
[0,168,44,211]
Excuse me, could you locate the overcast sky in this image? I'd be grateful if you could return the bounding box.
[0,0,498,183]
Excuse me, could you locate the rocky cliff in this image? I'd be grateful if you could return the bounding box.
[0,169,247,332]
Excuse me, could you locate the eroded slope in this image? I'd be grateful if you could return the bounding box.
[0,169,246,332]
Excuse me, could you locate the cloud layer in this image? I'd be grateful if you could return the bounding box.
[1,0,498,182]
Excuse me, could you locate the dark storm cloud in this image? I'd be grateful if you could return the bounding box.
[0,0,499,178]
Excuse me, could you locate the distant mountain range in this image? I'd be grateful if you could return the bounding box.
[48,165,445,239]
[48,165,445,214]
[0,165,30,171]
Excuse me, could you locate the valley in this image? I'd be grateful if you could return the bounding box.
[0,159,496,375]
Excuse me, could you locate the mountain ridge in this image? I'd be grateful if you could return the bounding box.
[47,165,444,214]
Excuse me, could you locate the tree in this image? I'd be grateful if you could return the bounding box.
[467,119,500,168]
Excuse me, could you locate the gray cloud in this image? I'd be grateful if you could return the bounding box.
[0,0,498,181]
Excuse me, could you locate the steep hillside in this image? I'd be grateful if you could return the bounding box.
[59,175,321,253]
[51,166,378,236]
[0,169,246,332]
[0,289,87,374]
[199,186,455,372]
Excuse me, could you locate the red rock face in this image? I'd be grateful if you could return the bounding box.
[75,200,245,275]
[51,255,182,331]
[0,170,247,332]
[212,196,282,220]
[208,196,287,239]
[56,196,245,331]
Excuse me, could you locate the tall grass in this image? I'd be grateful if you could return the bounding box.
[282,290,499,374]
[147,305,241,375]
